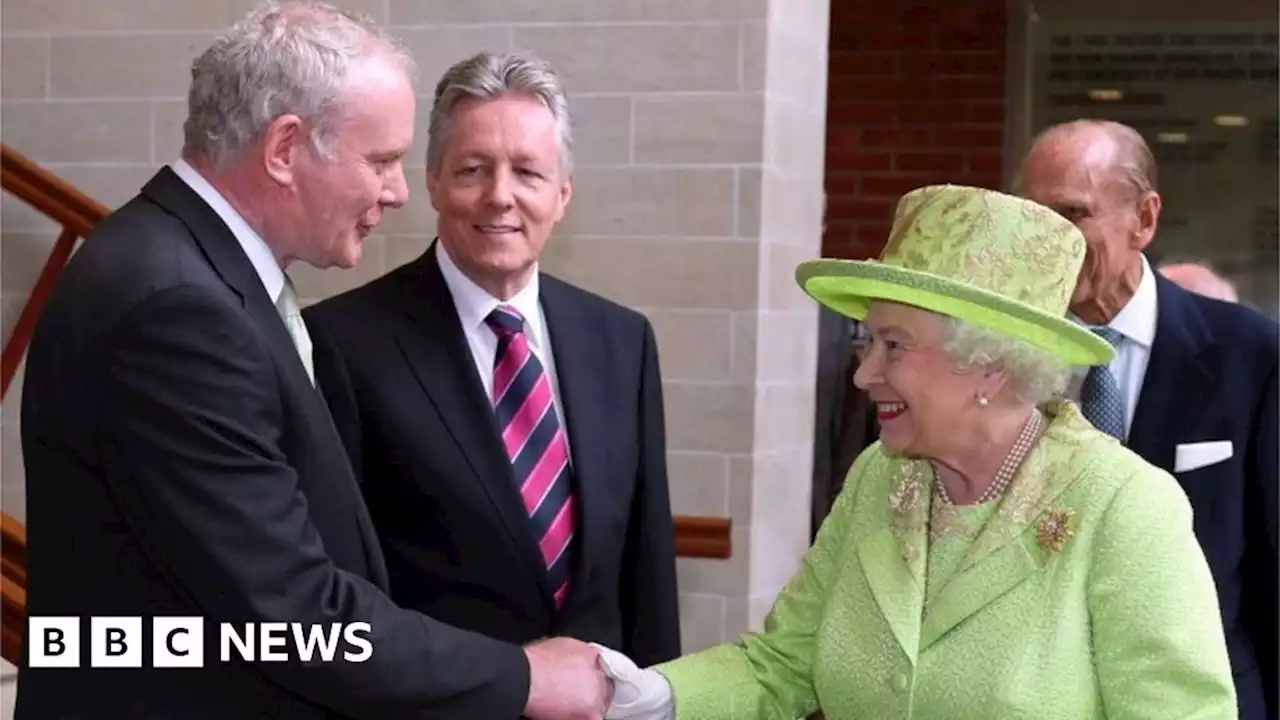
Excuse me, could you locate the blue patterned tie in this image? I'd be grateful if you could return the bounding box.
[1081,328,1125,440]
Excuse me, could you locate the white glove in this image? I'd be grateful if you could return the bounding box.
[592,644,677,720]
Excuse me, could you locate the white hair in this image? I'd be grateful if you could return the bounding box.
[427,51,574,176]
[182,0,415,168]
[939,317,1071,406]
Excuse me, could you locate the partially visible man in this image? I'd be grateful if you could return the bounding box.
[304,51,681,667]
[1019,118,1277,720]
[1159,259,1240,303]
[17,3,608,718]
[809,312,879,541]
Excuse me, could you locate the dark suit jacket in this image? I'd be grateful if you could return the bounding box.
[302,243,681,667]
[16,169,531,719]
[1127,275,1278,720]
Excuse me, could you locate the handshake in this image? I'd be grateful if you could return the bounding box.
[521,637,672,720]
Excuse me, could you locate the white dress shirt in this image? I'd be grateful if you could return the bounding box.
[434,241,570,434]
[169,158,285,303]
[1065,254,1158,440]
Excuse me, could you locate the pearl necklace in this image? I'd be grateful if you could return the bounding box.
[935,409,1046,506]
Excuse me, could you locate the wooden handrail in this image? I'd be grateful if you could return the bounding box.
[672,515,732,558]
[1,513,26,666]
[1,143,108,238]
[0,142,103,668]
[0,142,735,668]
[1,143,109,398]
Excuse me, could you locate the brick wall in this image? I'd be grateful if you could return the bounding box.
[823,0,1010,259]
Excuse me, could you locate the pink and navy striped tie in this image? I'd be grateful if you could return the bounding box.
[485,305,576,608]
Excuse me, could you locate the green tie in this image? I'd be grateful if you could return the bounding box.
[275,278,315,386]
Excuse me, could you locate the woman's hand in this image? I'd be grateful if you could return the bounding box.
[592,644,676,720]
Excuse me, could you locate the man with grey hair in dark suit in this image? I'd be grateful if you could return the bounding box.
[305,49,682,679]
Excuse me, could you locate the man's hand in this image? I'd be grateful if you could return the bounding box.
[523,637,613,719]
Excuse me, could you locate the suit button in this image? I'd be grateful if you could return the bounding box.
[893,673,909,692]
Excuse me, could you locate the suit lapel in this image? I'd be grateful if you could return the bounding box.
[142,169,256,302]
[858,458,929,663]
[919,530,1043,649]
[918,400,1086,649]
[141,169,314,395]
[1127,277,1215,471]
[393,245,552,600]
[539,281,612,593]
[141,168,388,587]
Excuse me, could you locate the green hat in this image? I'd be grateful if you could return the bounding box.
[796,184,1114,366]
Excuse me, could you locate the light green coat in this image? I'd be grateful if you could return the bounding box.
[657,401,1236,719]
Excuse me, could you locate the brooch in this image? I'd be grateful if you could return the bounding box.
[1036,508,1076,552]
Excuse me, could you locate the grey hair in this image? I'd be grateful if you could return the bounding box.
[939,317,1071,406]
[1016,119,1158,202]
[427,51,574,176]
[182,0,416,168]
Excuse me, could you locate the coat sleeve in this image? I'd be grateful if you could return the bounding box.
[653,449,873,719]
[99,285,531,719]
[1089,466,1238,718]
[620,318,682,666]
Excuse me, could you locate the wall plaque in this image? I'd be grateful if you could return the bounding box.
[1029,21,1278,313]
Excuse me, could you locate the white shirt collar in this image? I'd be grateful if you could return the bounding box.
[1071,254,1158,348]
[1105,254,1158,348]
[435,239,544,348]
[169,158,286,303]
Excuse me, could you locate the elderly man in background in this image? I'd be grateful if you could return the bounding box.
[1019,118,1278,720]
[304,50,681,673]
[1159,259,1240,303]
[16,3,609,718]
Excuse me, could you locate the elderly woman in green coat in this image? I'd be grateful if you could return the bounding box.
[597,185,1236,719]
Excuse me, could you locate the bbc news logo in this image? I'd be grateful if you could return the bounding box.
[28,617,373,668]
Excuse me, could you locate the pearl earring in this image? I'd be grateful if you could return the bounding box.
[977,395,989,407]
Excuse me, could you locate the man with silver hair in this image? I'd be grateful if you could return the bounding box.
[305,48,682,686]
[1020,118,1278,720]
[17,3,607,718]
